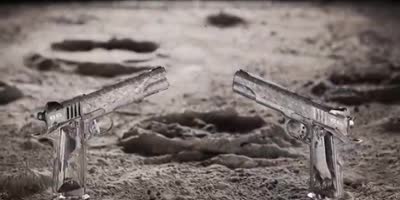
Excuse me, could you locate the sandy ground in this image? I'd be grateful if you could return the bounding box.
[1,1,400,200]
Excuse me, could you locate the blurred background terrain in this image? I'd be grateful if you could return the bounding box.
[0,1,400,199]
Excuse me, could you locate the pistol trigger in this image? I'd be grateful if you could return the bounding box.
[87,117,113,136]
[88,120,101,136]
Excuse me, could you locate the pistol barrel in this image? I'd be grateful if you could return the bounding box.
[40,67,169,130]
[77,66,168,115]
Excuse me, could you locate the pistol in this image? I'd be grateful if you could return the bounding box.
[233,70,354,199]
[36,67,169,200]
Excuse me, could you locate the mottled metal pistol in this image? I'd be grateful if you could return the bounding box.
[233,70,354,199]
[36,67,169,199]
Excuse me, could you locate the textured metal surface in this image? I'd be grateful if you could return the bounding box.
[233,70,352,142]
[309,128,343,199]
[67,66,169,115]
[42,66,169,132]
[37,66,169,199]
[53,121,87,199]
[233,69,350,199]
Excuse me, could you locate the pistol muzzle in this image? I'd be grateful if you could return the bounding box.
[233,70,257,100]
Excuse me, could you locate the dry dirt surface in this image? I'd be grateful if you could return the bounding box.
[1,1,400,200]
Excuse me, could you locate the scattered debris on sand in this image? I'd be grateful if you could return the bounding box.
[74,62,152,77]
[148,108,265,133]
[48,14,97,25]
[119,108,302,167]
[0,81,23,105]
[51,38,159,53]
[23,53,59,71]
[310,81,330,96]
[328,62,397,86]
[19,120,46,137]
[374,116,400,133]
[384,117,400,133]
[206,12,247,28]
[2,2,400,200]
[324,85,400,105]
[308,30,400,105]
[18,120,53,149]
[201,154,292,169]
[24,53,152,77]
[120,128,190,156]
[0,167,51,199]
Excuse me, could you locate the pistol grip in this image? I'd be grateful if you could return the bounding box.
[53,121,88,199]
[309,127,343,199]
[86,119,100,138]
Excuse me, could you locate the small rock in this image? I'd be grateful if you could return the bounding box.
[24,53,59,71]
[206,12,247,28]
[228,176,240,183]
[215,182,229,190]
[0,81,23,105]
[382,117,400,133]
[88,167,96,174]
[0,168,51,198]
[311,81,330,96]
[97,158,109,166]
[175,180,183,186]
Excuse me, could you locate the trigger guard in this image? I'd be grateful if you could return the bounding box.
[285,119,310,143]
[86,117,113,137]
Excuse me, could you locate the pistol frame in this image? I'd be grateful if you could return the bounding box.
[233,69,353,199]
[37,67,169,199]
